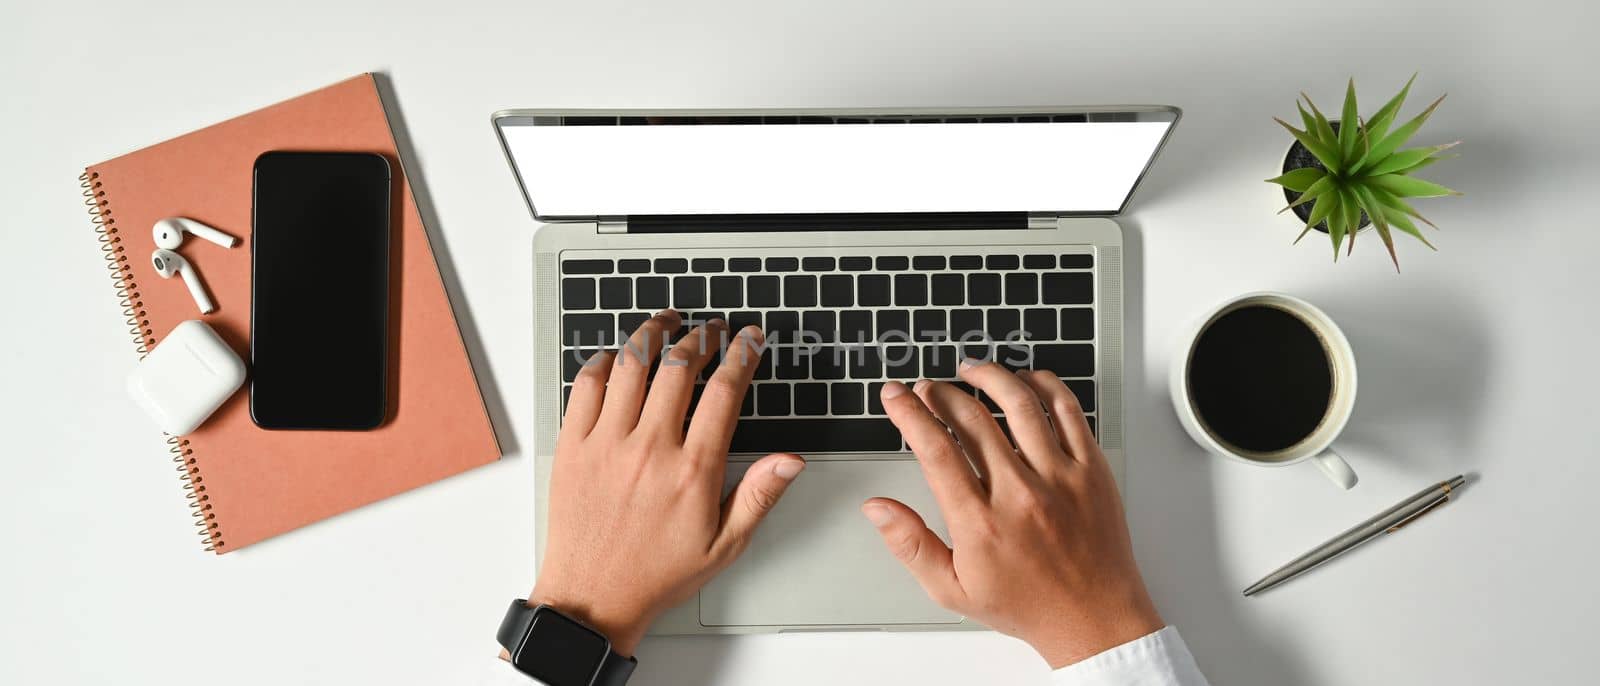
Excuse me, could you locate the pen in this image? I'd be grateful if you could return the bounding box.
[1243,474,1468,596]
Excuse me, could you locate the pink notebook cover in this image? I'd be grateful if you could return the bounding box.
[83,74,501,553]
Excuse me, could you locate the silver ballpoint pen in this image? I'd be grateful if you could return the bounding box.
[1243,474,1469,596]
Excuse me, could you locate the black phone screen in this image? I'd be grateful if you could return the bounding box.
[250,151,392,430]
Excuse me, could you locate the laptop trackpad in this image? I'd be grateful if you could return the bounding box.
[700,459,963,627]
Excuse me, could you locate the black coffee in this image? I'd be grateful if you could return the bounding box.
[1187,305,1334,454]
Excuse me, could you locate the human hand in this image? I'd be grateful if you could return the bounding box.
[865,362,1163,668]
[530,310,804,655]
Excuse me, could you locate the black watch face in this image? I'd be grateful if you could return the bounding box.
[513,608,609,686]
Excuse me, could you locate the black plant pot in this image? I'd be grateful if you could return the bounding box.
[1282,120,1370,234]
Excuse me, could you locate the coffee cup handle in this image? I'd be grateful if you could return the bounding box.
[1312,448,1359,490]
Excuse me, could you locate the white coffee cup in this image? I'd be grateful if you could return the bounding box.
[1169,292,1359,489]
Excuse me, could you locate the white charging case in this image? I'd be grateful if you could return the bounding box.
[127,320,247,435]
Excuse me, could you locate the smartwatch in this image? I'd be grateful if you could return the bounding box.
[496,600,637,686]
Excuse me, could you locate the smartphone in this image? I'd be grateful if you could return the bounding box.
[250,151,392,430]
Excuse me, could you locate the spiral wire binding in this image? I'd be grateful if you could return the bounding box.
[83,171,222,551]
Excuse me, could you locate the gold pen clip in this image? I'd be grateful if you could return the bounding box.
[1386,482,1455,533]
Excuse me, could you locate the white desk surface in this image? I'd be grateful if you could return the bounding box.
[5,1,1597,684]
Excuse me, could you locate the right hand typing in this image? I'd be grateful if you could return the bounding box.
[866,361,1165,668]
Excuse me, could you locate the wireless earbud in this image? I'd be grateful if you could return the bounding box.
[153,217,238,250]
[151,249,216,314]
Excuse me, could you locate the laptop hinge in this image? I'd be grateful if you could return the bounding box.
[596,216,627,234]
[623,212,1028,234]
[1027,212,1059,229]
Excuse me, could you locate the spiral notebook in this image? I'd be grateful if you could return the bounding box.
[82,74,501,553]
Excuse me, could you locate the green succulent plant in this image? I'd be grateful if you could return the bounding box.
[1267,75,1460,270]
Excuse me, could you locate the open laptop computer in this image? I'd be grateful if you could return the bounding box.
[493,107,1179,635]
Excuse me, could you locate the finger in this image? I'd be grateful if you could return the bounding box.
[957,360,1069,476]
[640,319,729,439]
[712,453,806,561]
[686,326,764,457]
[1020,370,1099,464]
[555,349,615,449]
[879,381,985,513]
[913,379,1016,487]
[599,309,681,432]
[861,498,966,609]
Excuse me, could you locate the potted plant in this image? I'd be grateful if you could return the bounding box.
[1267,76,1460,270]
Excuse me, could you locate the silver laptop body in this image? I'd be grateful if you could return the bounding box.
[493,107,1180,635]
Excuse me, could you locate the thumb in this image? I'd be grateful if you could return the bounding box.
[861,498,965,609]
[713,453,805,559]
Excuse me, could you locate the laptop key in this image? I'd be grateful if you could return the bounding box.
[1024,308,1057,340]
[1005,272,1039,306]
[562,313,615,347]
[949,309,984,342]
[766,257,799,272]
[728,310,762,334]
[655,258,688,274]
[950,255,983,269]
[619,312,652,337]
[840,256,873,271]
[1065,379,1096,412]
[794,383,829,415]
[923,345,958,378]
[849,347,883,378]
[894,274,928,306]
[1061,308,1095,340]
[691,258,725,273]
[1042,272,1093,304]
[766,310,801,342]
[728,418,902,453]
[754,348,773,380]
[804,311,837,343]
[561,348,600,382]
[801,256,835,272]
[831,383,865,415]
[987,309,1022,341]
[1023,254,1056,270]
[756,383,790,416]
[820,275,853,307]
[747,275,780,308]
[931,274,964,305]
[599,277,631,309]
[867,382,887,415]
[740,391,755,417]
[968,274,1002,306]
[618,258,651,274]
[775,348,809,379]
[562,278,596,310]
[784,275,818,307]
[729,257,763,272]
[562,259,612,275]
[912,255,946,270]
[673,276,707,309]
[858,275,891,306]
[1032,343,1096,377]
[710,276,742,308]
[877,310,911,338]
[636,277,669,309]
[913,310,947,342]
[811,347,847,380]
[876,256,910,271]
[885,346,919,379]
[840,310,874,343]
[1060,254,1095,269]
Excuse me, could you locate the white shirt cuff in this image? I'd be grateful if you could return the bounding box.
[1050,626,1210,686]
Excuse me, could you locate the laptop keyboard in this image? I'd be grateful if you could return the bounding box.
[558,249,1099,454]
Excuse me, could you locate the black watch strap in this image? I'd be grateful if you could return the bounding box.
[497,600,636,686]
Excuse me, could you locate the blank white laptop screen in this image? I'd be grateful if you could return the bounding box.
[496,111,1177,219]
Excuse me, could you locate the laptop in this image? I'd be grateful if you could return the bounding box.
[493,107,1179,634]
